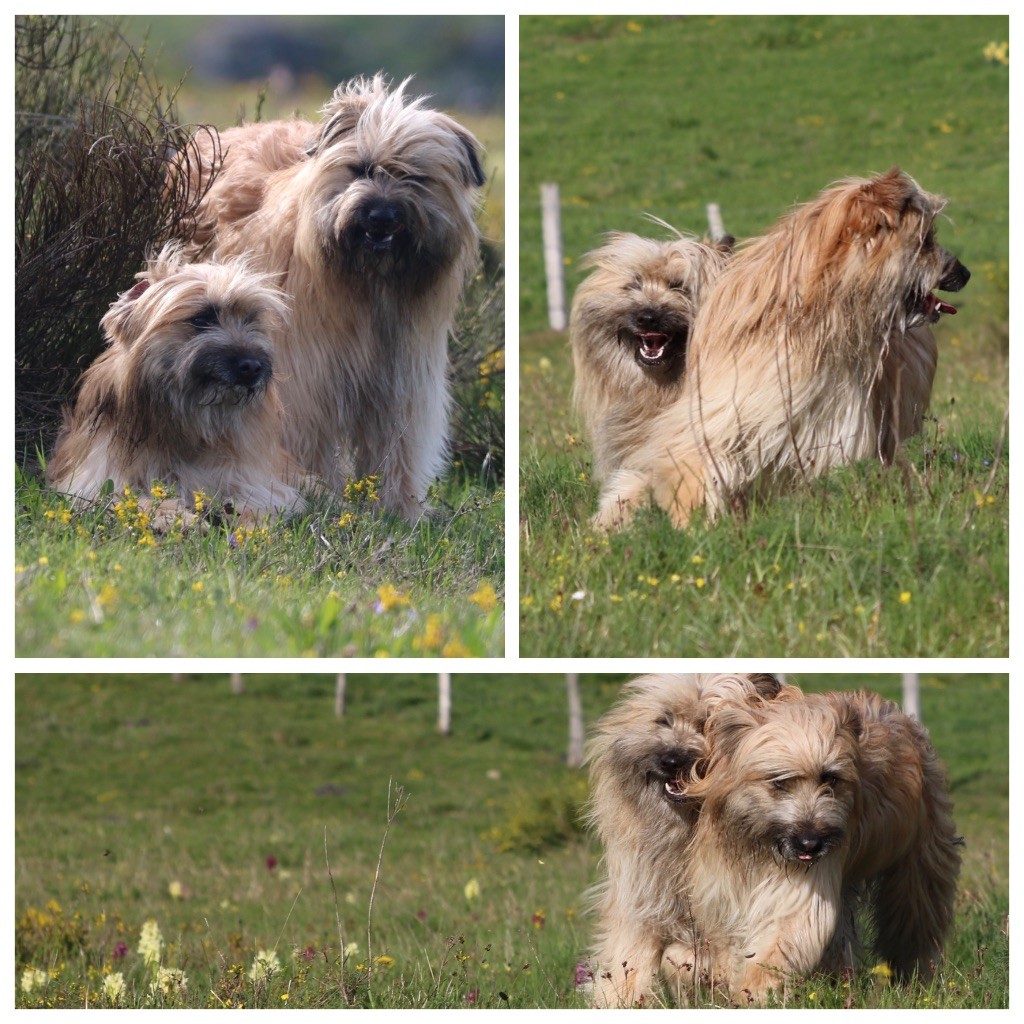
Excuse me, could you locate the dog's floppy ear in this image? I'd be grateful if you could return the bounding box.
[100,279,150,347]
[846,168,912,236]
[746,673,781,700]
[834,699,863,744]
[703,700,760,757]
[447,119,486,188]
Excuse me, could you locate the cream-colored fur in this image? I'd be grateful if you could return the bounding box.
[585,672,795,1007]
[180,74,485,520]
[595,169,969,529]
[674,690,960,1004]
[48,245,305,526]
[570,231,731,483]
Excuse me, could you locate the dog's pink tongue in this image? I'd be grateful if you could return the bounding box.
[928,293,958,316]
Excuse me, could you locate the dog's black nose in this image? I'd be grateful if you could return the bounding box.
[365,203,401,233]
[232,356,267,386]
[636,311,656,328]
[657,750,693,776]
[792,832,824,857]
[940,259,971,292]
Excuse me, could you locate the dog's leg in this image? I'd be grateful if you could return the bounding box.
[591,917,664,1008]
[136,496,202,534]
[728,876,843,1005]
[591,468,650,531]
[869,824,960,980]
[662,939,709,1007]
[650,459,705,530]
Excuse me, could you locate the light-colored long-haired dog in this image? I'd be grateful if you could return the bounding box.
[179,73,485,521]
[570,230,732,482]
[585,672,796,1007]
[595,168,970,529]
[48,246,305,528]
[677,690,960,1005]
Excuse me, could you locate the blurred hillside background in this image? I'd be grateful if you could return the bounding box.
[122,15,505,242]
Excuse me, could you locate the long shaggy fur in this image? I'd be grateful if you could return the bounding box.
[179,74,485,520]
[48,245,306,526]
[595,168,970,529]
[585,672,794,1007]
[676,690,961,1004]
[570,231,731,483]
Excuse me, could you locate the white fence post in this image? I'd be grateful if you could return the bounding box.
[902,672,921,721]
[334,674,346,718]
[438,673,451,735]
[706,202,727,243]
[541,182,567,331]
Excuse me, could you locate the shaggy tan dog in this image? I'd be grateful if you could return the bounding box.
[48,246,305,528]
[672,690,961,1005]
[585,672,794,1008]
[594,169,970,529]
[179,74,485,521]
[570,231,731,482]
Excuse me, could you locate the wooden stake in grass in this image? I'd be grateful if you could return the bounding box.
[541,183,567,331]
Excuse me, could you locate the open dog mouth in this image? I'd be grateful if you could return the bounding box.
[619,326,685,367]
[663,777,689,803]
[637,331,673,364]
[915,257,970,325]
[921,292,959,323]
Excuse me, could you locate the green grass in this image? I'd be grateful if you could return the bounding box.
[14,674,1007,1009]
[15,472,503,657]
[519,14,1008,657]
[17,244,505,657]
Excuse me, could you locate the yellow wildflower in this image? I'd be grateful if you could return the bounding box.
[469,582,498,612]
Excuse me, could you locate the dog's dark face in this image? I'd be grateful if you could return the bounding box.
[183,304,274,406]
[302,77,484,290]
[702,697,861,868]
[905,240,971,329]
[592,678,709,821]
[575,234,731,384]
[100,261,285,445]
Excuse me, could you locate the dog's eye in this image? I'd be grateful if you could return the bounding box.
[667,280,686,291]
[820,771,840,789]
[654,714,673,728]
[406,174,430,186]
[770,777,790,792]
[189,307,219,331]
[347,163,372,179]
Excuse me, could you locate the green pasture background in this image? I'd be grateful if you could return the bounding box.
[15,674,1008,1009]
[15,15,506,657]
[519,15,1008,657]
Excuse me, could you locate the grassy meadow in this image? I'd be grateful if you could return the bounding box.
[15,18,505,658]
[519,15,1009,657]
[15,469,503,659]
[14,674,1008,1009]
